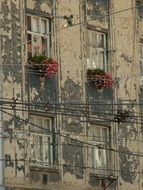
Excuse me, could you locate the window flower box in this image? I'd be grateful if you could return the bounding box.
[28,55,59,78]
[87,68,113,89]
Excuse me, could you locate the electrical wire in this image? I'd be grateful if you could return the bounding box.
[1,64,143,84]
[0,97,142,122]
[0,127,142,143]
[1,2,143,56]
[0,0,143,181]
[0,101,143,138]
[2,108,143,157]
[0,157,142,176]
[0,98,142,118]
[0,97,138,106]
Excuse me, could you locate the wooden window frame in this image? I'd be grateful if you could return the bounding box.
[26,15,50,58]
[29,116,53,167]
[89,125,110,175]
[86,29,108,71]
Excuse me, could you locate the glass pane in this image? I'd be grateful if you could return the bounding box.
[36,117,43,133]
[101,149,104,166]
[42,37,47,56]
[86,31,90,57]
[44,136,51,164]
[91,32,96,64]
[140,44,143,75]
[36,117,43,127]
[102,128,108,143]
[41,19,47,34]
[32,17,39,32]
[99,34,105,48]
[101,149,108,173]
[97,149,102,168]
[92,148,108,174]
[94,126,101,141]
[32,35,42,55]
[97,49,104,69]
[91,147,96,169]
[92,148,101,170]
[30,135,36,160]
[44,118,51,130]
[30,116,36,132]
[27,34,32,59]
[27,16,31,31]
[37,136,43,161]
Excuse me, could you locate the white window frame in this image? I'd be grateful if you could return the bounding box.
[86,29,107,71]
[27,15,50,58]
[29,116,53,166]
[89,125,110,175]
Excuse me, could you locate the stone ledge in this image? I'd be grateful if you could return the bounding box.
[29,165,60,173]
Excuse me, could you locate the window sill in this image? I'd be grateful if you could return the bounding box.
[89,172,117,181]
[29,164,60,173]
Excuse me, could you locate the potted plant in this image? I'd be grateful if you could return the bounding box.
[87,68,113,89]
[28,54,59,78]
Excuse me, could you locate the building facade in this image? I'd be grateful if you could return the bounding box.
[0,0,143,190]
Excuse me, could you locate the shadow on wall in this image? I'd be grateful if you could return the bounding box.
[26,71,57,104]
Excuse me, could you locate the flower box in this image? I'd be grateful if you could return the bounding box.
[87,68,113,89]
[28,55,59,78]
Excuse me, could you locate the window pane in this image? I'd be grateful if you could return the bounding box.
[42,37,48,56]
[30,134,36,160]
[92,148,108,174]
[91,32,97,68]
[44,118,51,130]
[32,35,42,55]
[101,149,107,167]
[37,136,43,161]
[36,117,43,133]
[32,17,39,32]
[99,33,105,48]
[27,16,31,31]
[36,117,43,127]
[86,30,107,70]
[29,116,53,166]
[41,19,47,34]
[93,126,101,141]
[27,34,32,59]
[30,117,36,132]
[98,49,104,69]
[44,136,51,164]
[92,148,101,169]
[140,43,143,75]
[102,128,108,143]
[90,126,109,174]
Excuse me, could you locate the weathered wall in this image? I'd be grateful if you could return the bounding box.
[56,0,86,187]
[1,0,26,187]
[110,0,141,189]
[1,0,61,189]
[1,0,143,190]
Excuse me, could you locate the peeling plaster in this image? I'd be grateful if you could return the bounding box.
[61,78,82,103]
[119,146,138,184]
[62,115,83,134]
[87,0,108,21]
[63,139,84,179]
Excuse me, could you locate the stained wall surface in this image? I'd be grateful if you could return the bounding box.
[0,0,143,190]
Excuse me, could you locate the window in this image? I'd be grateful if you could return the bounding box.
[29,116,53,166]
[27,15,50,59]
[136,0,143,18]
[86,29,107,71]
[89,125,110,175]
[140,41,143,76]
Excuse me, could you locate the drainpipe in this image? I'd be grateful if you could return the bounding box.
[0,1,5,190]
